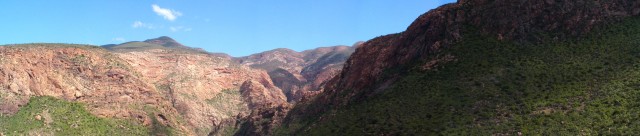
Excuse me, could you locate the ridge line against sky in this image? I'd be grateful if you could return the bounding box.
[0,0,456,56]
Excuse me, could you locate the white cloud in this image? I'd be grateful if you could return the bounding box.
[152,4,182,21]
[132,21,144,28]
[112,37,126,42]
[132,21,154,29]
[169,26,192,32]
[169,26,181,32]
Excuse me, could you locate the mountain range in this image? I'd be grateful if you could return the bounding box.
[2,0,640,135]
[0,35,356,135]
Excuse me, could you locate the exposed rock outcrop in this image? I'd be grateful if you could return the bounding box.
[234,104,290,136]
[232,80,290,135]
[239,80,287,109]
[207,78,289,136]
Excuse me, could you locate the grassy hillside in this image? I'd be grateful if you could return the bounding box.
[104,42,166,51]
[103,41,208,54]
[0,96,149,135]
[277,16,640,135]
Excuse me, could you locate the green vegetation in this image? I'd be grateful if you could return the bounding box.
[103,53,136,71]
[0,96,148,136]
[106,42,166,51]
[278,17,640,135]
[206,89,247,117]
[302,49,352,73]
[142,105,176,136]
[70,54,88,65]
[220,123,241,136]
[251,61,288,72]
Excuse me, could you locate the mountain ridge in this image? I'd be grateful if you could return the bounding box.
[5,0,640,135]
[0,36,358,135]
[273,0,640,135]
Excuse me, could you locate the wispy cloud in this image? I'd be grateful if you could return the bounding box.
[132,21,154,29]
[112,37,126,42]
[169,26,192,32]
[152,4,182,21]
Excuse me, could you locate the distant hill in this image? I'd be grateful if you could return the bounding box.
[101,36,209,54]
[143,36,186,48]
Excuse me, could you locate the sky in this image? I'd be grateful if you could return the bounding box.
[0,0,456,57]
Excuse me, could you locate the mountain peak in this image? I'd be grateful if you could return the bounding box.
[149,36,175,41]
[269,48,298,53]
[143,36,184,47]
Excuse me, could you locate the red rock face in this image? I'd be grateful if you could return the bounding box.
[225,80,291,136]
[0,42,292,135]
[239,80,287,109]
[114,48,290,135]
[0,45,190,133]
[233,103,290,136]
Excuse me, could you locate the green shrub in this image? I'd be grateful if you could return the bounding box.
[0,96,148,136]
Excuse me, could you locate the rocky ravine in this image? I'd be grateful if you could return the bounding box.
[4,0,640,135]
[236,44,357,102]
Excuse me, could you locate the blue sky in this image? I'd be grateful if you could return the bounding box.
[0,0,456,56]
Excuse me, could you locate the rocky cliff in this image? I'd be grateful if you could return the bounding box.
[0,44,192,134]
[0,36,296,135]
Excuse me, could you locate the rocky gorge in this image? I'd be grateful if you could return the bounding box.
[3,0,640,135]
